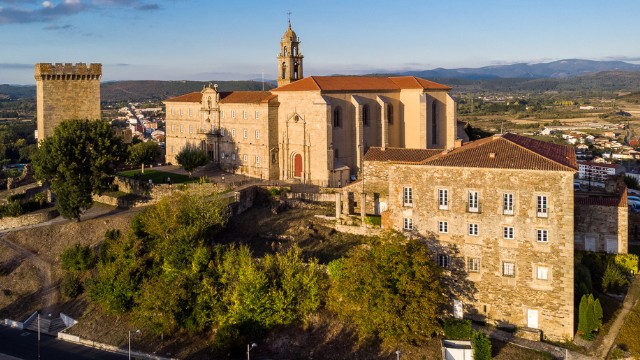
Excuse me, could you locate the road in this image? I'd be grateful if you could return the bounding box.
[0,326,127,360]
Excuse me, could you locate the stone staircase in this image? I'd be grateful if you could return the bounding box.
[23,314,71,335]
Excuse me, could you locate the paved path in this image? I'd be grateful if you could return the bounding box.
[593,275,640,358]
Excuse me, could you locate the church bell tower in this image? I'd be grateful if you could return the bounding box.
[277,16,303,87]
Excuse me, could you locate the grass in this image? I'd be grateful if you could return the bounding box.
[117,169,194,184]
[612,276,640,358]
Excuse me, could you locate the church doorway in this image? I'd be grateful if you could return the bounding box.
[294,154,302,178]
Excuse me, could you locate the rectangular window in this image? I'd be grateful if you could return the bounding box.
[232,110,236,118]
[243,154,248,162]
[189,108,193,116]
[171,108,174,115]
[503,262,515,277]
[255,130,260,139]
[243,129,248,139]
[403,187,413,206]
[220,128,226,137]
[231,153,236,160]
[171,124,175,132]
[537,266,549,280]
[180,124,184,133]
[503,226,514,240]
[438,189,449,210]
[468,191,479,212]
[537,229,548,243]
[468,258,480,272]
[189,125,193,134]
[256,155,261,164]
[231,129,236,137]
[255,111,260,119]
[537,195,548,217]
[243,110,247,119]
[179,108,183,116]
[438,221,448,233]
[503,193,514,215]
[468,223,479,236]
[437,254,449,268]
[221,111,225,119]
[403,218,413,230]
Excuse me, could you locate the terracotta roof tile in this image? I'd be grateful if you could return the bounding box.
[219,91,277,104]
[273,76,451,92]
[165,92,202,102]
[422,134,577,171]
[364,147,442,163]
[575,194,627,207]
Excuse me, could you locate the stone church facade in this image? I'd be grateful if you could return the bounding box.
[164,23,460,185]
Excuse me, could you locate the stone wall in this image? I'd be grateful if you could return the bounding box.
[386,164,575,341]
[0,208,59,231]
[574,200,628,254]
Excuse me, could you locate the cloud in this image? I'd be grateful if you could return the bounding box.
[0,63,33,69]
[43,23,72,30]
[602,55,640,63]
[0,0,160,24]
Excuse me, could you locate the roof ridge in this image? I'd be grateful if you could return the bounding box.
[308,76,321,90]
[501,134,577,171]
[420,136,497,164]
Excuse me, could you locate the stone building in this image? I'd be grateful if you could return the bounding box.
[366,133,577,341]
[34,63,102,140]
[164,23,461,185]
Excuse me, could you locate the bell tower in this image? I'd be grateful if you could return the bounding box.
[277,15,303,87]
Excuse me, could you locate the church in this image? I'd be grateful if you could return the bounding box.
[164,21,461,186]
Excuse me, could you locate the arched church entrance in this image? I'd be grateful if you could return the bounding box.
[294,153,303,178]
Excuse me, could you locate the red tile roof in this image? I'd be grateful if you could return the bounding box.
[575,194,627,207]
[165,91,276,104]
[273,76,451,92]
[423,134,578,171]
[364,147,442,163]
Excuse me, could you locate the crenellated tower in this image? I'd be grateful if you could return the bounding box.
[277,19,304,87]
[34,63,102,140]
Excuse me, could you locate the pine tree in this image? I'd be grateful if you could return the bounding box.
[578,294,588,334]
[593,298,603,330]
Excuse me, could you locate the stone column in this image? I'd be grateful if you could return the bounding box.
[377,96,389,149]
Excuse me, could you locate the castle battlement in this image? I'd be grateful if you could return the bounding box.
[34,63,102,80]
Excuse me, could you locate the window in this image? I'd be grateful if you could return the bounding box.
[537,229,548,243]
[403,217,413,230]
[468,258,480,272]
[468,223,479,236]
[468,191,479,212]
[231,129,236,137]
[189,108,193,116]
[503,226,514,240]
[255,130,260,139]
[243,154,248,162]
[231,110,236,118]
[220,128,225,137]
[503,193,514,215]
[437,254,449,268]
[231,153,236,160]
[255,111,259,119]
[221,111,225,119]
[243,129,248,139]
[537,195,548,217]
[536,266,549,280]
[171,107,174,115]
[171,124,175,132]
[438,189,449,210]
[180,124,184,133]
[503,262,515,277]
[387,104,394,125]
[220,153,225,159]
[432,102,437,144]
[362,104,370,126]
[243,110,247,119]
[189,125,193,134]
[256,155,261,164]
[179,108,183,116]
[334,149,339,159]
[333,107,342,127]
[403,187,413,206]
[438,221,448,233]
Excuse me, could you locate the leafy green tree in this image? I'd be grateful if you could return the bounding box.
[128,141,159,174]
[31,119,124,220]
[176,142,208,177]
[328,239,446,345]
[578,294,604,340]
[60,244,97,272]
[472,331,492,360]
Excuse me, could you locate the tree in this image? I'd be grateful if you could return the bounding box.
[31,119,124,220]
[176,142,208,177]
[128,141,159,174]
[578,294,604,340]
[327,239,446,345]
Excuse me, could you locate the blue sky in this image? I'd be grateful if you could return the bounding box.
[1,0,639,84]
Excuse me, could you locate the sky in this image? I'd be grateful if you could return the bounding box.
[1,0,640,84]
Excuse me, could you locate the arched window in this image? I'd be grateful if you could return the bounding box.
[293,62,299,79]
[387,104,394,125]
[207,96,212,109]
[281,63,286,79]
[363,104,370,126]
[293,46,297,56]
[432,102,438,144]
[284,46,288,56]
[333,107,342,128]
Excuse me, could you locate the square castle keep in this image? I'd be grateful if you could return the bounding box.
[34,63,102,140]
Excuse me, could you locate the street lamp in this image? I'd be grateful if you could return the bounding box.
[129,329,141,360]
[247,343,257,360]
[395,350,401,360]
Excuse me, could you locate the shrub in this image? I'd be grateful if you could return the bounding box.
[615,254,639,275]
[364,215,381,227]
[61,273,83,298]
[472,331,492,360]
[602,263,628,294]
[60,244,97,272]
[444,318,472,340]
[578,294,603,340]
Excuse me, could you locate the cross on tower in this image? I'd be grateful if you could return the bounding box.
[287,11,292,27]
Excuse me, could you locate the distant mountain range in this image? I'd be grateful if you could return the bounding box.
[1,59,640,101]
[396,59,640,79]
